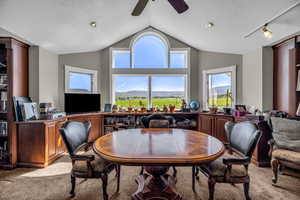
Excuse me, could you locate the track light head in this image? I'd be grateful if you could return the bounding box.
[262,25,272,39]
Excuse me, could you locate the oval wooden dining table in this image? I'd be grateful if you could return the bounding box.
[93,128,225,200]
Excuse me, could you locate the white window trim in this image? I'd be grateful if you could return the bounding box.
[202,65,237,110]
[65,65,98,94]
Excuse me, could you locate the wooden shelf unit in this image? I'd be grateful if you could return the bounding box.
[103,112,199,134]
[0,38,28,169]
[273,35,300,116]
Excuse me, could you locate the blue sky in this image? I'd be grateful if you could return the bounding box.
[210,73,231,88]
[114,76,185,92]
[70,72,91,91]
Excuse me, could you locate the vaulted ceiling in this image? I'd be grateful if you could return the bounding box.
[0,0,299,54]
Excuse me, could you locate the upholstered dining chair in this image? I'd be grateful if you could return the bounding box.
[193,121,261,200]
[60,121,120,200]
[140,114,177,177]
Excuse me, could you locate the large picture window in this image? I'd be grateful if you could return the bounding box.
[113,76,149,108]
[111,31,189,108]
[113,75,186,109]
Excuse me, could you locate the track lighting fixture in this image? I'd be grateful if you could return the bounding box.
[262,25,272,39]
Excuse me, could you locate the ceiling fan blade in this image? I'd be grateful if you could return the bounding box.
[167,0,189,14]
[132,0,149,16]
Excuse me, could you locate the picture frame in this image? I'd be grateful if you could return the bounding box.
[235,104,247,112]
[104,104,112,112]
[22,102,39,121]
[297,70,300,91]
[296,103,300,116]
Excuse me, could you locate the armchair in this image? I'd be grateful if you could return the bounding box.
[269,117,300,184]
[60,121,120,200]
[193,121,261,200]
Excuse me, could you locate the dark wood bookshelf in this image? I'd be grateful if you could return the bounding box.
[0,38,28,169]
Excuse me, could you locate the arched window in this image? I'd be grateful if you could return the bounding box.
[132,34,168,68]
[111,31,189,109]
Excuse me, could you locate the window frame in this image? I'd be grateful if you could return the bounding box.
[112,74,188,108]
[169,50,188,68]
[130,31,170,69]
[202,65,236,110]
[65,65,98,94]
[110,31,190,106]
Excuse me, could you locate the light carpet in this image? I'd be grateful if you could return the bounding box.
[0,155,300,200]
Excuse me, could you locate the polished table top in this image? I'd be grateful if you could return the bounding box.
[93,128,225,165]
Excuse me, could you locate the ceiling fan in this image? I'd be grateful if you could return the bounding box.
[132,0,189,16]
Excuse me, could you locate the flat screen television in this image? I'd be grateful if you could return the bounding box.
[65,93,101,114]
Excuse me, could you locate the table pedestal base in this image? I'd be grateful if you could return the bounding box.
[132,166,182,200]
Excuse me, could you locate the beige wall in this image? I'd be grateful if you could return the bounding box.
[29,46,59,107]
[243,48,263,109]
[262,47,273,110]
[242,47,273,110]
[39,47,59,107]
[58,28,243,111]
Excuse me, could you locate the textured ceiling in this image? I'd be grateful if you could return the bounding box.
[0,0,299,54]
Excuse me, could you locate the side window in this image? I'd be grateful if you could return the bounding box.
[65,65,98,93]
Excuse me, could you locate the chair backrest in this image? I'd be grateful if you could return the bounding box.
[60,121,91,156]
[225,121,261,158]
[149,119,170,128]
[141,114,169,128]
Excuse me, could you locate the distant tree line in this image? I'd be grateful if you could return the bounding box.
[116,96,184,101]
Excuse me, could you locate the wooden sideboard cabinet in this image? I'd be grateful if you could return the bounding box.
[16,117,67,168]
[198,113,271,167]
[198,113,234,143]
[16,113,104,168]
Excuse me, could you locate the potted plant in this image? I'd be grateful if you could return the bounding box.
[223,89,233,115]
[169,104,176,113]
[139,100,146,113]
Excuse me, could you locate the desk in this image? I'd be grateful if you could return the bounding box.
[93,128,225,200]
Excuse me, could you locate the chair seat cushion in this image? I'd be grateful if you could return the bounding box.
[72,150,115,176]
[271,117,300,152]
[201,156,248,178]
[272,149,300,165]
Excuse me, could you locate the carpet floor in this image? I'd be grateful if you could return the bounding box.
[0,155,300,200]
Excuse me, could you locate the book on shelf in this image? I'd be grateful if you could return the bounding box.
[0,121,7,137]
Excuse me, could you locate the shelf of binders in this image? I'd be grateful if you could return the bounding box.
[0,120,8,162]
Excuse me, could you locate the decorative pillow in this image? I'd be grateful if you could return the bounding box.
[271,117,300,152]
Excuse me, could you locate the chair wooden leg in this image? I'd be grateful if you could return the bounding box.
[279,164,285,175]
[195,166,200,180]
[172,166,177,178]
[70,175,76,197]
[271,159,279,184]
[192,166,196,192]
[116,165,121,193]
[101,173,109,200]
[243,182,251,200]
[140,167,144,175]
[208,177,216,200]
